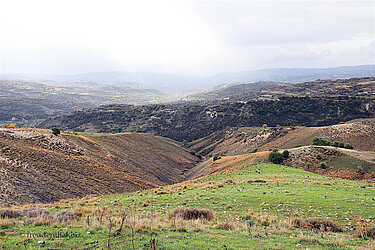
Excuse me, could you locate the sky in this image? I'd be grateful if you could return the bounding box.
[0,0,374,76]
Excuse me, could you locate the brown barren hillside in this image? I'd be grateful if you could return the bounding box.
[0,129,197,207]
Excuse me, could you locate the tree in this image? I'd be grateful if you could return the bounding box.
[332,141,345,148]
[320,162,328,169]
[312,137,331,146]
[269,149,283,164]
[282,150,289,158]
[52,127,61,135]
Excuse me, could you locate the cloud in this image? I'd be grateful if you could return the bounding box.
[0,0,374,75]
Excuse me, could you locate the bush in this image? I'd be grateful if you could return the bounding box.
[216,222,234,230]
[0,209,22,219]
[312,137,331,146]
[282,150,289,158]
[332,141,345,148]
[316,153,322,160]
[356,226,375,239]
[320,162,328,169]
[269,151,283,164]
[291,217,342,232]
[21,207,50,218]
[189,151,196,156]
[51,127,61,135]
[213,155,221,161]
[344,143,354,149]
[169,207,215,221]
[53,211,79,223]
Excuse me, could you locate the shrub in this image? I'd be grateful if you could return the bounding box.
[312,137,331,146]
[189,151,196,156]
[53,211,79,223]
[213,155,221,161]
[332,141,345,148]
[169,207,215,221]
[291,217,342,232]
[245,219,255,228]
[51,127,61,135]
[344,143,354,149]
[21,207,50,218]
[247,180,267,183]
[216,222,234,230]
[282,150,289,158]
[156,190,169,195]
[316,154,322,160]
[320,162,328,169]
[356,226,375,239]
[0,209,22,219]
[269,151,283,164]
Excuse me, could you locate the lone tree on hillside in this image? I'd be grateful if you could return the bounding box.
[52,127,61,136]
[269,148,283,164]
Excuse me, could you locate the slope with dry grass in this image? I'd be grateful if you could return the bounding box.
[189,119,375,158]
[0,163,373,249]
[0,128,197,207]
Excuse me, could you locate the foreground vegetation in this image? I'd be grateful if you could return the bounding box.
[0,163,374,249]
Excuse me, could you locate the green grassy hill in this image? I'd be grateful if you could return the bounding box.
[1,164,374,249]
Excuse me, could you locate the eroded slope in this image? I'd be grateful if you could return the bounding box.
[0,129,197,206]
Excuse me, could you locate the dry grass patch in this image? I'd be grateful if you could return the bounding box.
[0,209,22,219]
[156,190,169,195]
[216,222,234,230]
[54,210,80,223]
[73,206,94,216]
[291,217,343,232]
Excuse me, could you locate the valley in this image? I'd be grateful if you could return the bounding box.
[0,76,374,249]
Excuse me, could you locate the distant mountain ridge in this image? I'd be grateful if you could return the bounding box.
[3,65,374,90]
[184,77,375,102]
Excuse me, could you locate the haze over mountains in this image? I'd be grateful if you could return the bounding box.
[2,65,374,90]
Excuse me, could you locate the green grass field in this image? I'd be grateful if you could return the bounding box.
[327,154,375,173]
[1,164,374,249]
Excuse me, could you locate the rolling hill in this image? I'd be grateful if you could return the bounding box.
[0,80,168,124]
[40,96,375,142]
[183,77,375,102]
[0,128,197,206]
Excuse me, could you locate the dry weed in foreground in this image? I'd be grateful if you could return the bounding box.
[169,207,216,221]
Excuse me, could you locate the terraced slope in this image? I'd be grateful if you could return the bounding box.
[0,129,197,206]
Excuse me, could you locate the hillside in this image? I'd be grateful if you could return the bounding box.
[183,77,375,103]
[40,96,375,142]
[0,80,168,125]
[186,119,375,180]
[0,128,197,206]
[1,163,373,249]
[186,145,375,181]
[183,81,281,102]
[189,119,375,157]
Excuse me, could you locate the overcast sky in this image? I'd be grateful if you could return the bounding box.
[0,0,374,76]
